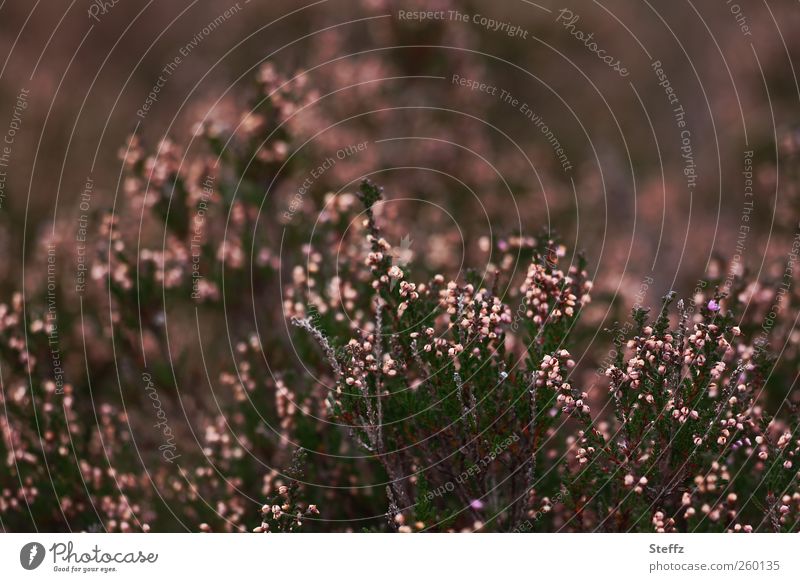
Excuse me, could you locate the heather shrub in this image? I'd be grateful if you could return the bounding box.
[0,293,155,531]
[286,179,593,530]
[2,60,800,533]
[1,64,326,532]
[286,182,800,532]
[590,296,798,532]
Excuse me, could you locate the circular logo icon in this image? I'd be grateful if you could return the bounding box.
[20,542,46,570]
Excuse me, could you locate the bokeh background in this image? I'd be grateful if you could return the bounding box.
[2,0,799,293]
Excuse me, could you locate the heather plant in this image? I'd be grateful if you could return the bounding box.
[286,181,564,529]
[591,296,799,532]
[286,181,800,532]
[3,57,800,534]
[0,293,157,531]
[1,63,325,533]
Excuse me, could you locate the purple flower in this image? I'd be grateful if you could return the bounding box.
[707,299,720,312]
[470,499,485,510]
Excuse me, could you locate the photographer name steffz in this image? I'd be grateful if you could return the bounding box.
[650,543,685,554]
